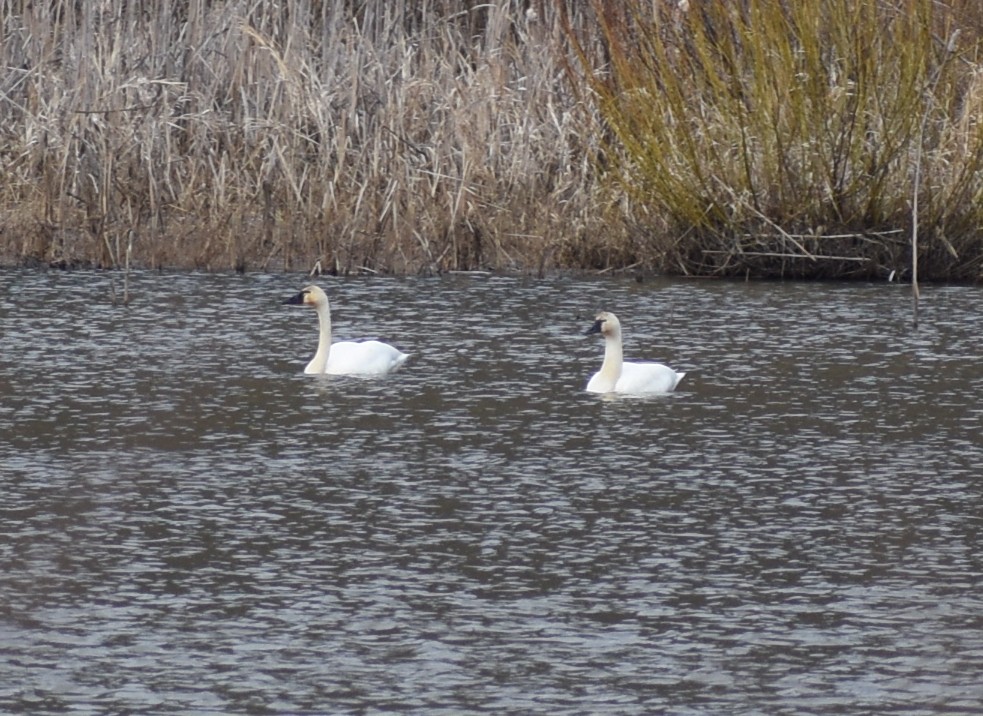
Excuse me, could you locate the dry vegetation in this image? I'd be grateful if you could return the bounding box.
[1,0,983,280]
[0,0,614,274]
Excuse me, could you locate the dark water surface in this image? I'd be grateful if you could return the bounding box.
[1,269,981,714]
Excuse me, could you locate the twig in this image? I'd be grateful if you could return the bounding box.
[742,207,817,261]
[702,250,868,262]
[740,229,903,240]
[124,229,133,305]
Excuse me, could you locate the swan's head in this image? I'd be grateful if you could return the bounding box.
[586,311,621,338]
[284,284,328,308]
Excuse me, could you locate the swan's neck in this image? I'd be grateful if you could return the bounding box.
[596,332,624,391]
[306,301,333,374]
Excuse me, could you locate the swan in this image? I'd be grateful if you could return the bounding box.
[283,284,408,375]
[585,311,685,394]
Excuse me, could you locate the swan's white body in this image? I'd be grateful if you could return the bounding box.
[284,285,408,376]
[586,311,684,394]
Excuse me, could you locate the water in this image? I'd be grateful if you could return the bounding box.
[1,269,981,714]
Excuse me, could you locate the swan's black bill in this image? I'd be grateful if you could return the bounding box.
[585,319,604,336]
[283,290,308,305]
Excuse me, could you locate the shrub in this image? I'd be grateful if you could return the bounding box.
[564,0,983,280]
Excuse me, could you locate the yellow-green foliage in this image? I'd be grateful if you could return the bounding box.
[571,0,983,278]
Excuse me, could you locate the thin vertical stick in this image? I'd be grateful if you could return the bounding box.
[911,29,959,329]
[124,229,133,305]
[911,141,922,329]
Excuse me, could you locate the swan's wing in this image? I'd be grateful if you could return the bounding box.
[585,371,607,393]
[325,340,408,376]
[616,362,684,394]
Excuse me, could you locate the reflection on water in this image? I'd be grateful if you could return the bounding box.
[1,269,982,714]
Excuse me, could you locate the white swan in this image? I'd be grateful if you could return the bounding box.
[585,311,685,394]
[284,284,408,375]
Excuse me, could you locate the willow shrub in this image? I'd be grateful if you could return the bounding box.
[565,0,983,280]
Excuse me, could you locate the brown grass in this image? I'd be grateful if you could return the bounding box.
[3,1,983,281]
[0,0,618,274]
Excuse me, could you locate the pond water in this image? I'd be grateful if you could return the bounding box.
[1,268,981,714]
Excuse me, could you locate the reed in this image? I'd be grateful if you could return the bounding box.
[0,0,615,274]
[565,0,983,280]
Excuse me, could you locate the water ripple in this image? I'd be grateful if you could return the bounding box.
[1,270,981,713]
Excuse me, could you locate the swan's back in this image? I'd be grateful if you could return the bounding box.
[324,340,409,376]
[616,361,685,394]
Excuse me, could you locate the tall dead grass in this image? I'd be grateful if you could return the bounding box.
[564,0,983,280]
[4,1,983,280]
[0,0,620,273]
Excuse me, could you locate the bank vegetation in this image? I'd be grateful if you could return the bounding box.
[1,0,982,280]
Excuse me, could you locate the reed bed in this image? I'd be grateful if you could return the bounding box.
[0,0,619,274]
[2,1,983,280]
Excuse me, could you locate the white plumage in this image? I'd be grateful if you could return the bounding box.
[284,284,408,376]
[585,311,684,394]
